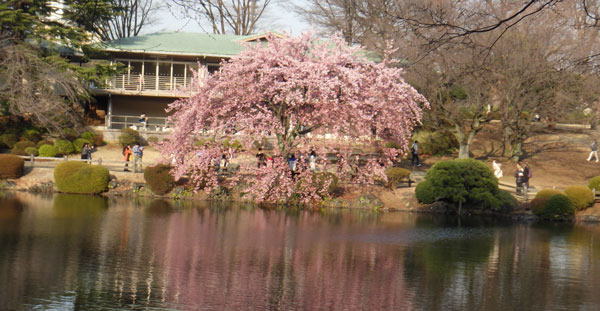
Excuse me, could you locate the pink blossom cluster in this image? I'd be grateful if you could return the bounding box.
[161,33,427,202]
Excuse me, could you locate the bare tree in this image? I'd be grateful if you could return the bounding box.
[65,0,159,41]
[0,35,88,133]
[168,0,271,35]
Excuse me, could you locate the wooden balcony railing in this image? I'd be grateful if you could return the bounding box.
[96,74,194,94]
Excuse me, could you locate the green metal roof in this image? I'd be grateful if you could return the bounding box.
[96,32,268,57]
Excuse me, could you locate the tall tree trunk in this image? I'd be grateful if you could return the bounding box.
[455,125,476,159]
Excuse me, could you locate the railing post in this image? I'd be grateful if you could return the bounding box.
[63,156,67,161]
[30,154,34,165]
[98,158,102,166]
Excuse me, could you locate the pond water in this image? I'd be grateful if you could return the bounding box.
[1,193,600,310]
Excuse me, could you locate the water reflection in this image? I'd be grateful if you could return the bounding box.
[0,193,599,310]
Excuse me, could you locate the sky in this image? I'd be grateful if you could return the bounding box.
[148,0,313,35]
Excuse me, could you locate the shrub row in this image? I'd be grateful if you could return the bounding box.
[531,186,594,220]
[0,154,24,179]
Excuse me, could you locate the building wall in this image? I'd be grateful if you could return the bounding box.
[111,95,178,117]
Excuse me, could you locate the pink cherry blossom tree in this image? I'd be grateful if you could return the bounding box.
[162,33,428,203]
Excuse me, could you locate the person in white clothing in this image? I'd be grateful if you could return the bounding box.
[588,140,599,162]
[492,160,503,179]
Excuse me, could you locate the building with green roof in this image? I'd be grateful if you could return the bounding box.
[90,32,272,133]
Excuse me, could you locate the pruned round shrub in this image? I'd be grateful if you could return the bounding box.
[0,133,18,149]
[421,159,504,211]
[564,185,594,211]
[312,172,340,196]
[385,167,411,189]
[11,140,36,155]
[535,189,563,200]
[0,154,24,179]
[119,128,143,147]
[588,176,600,192]
[54,161,109,194]
[144,164,175,195]
[415,180,436,204]
[223,139,243,151]
[54,139,75,155]
[147,136,159,144]
[36,140,53,148]
[73,138,91,153]
[38,144,58,157]
[22,129,42,142]
[24,147,38,156]
[533,194,575,220]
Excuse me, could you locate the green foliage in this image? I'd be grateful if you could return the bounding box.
[564,185,594,211]
[38,144,58,157]
[36,139,53,148]
[535,189,563,200]
[147,136,159,144]
[496,189,518,211]
[0,134,18,148]
[24,147,38,156]
[414,130,459,156]
[54,161,109,194]
[588,176,600,192]
[119,128,143,146]
[144,164,175,195]
[415,180,436,204]
[54,139,75,155]
[385,167,411,189]
[0,154,24,179]
[22,129,42,142]
[533,194,575,220]
[80,131,95,141]
[422,159,503,211]
[11,140,35,155]
[73,138,91,153]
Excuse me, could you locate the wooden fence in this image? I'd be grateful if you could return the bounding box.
[18,155,142,173]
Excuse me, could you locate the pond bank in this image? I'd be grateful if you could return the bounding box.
[4,167,600,223]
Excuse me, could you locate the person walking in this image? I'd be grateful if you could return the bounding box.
[132,144,144,173]
[492,160,503,179]
[588,140,599,162]
[522,162,532,197]
[256,148,266,168]
[288,153,297,172]
[514,163,525,195]
[122,145,132,172]
[309,149,317,171]
[81,143,91,160]
[411,141,421,166]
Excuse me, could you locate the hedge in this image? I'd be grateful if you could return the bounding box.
[533,194,575,220]
[0,154,24,179]
[415,180,436,204]
[11,140,36,155]
[588,176,600,192]
[385,167,411,189]
[39,144,58,157]
[22,129,42,142]
[24,147,38,156]
[535,189,563,200]
[54,161,110,194]
[564,185,594,211]
[312,172,340,196]
[54,139,75,155]
[144,164,175,195]
[418,159,509,211]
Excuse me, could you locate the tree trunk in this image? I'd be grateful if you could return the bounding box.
[455,125,475,159]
